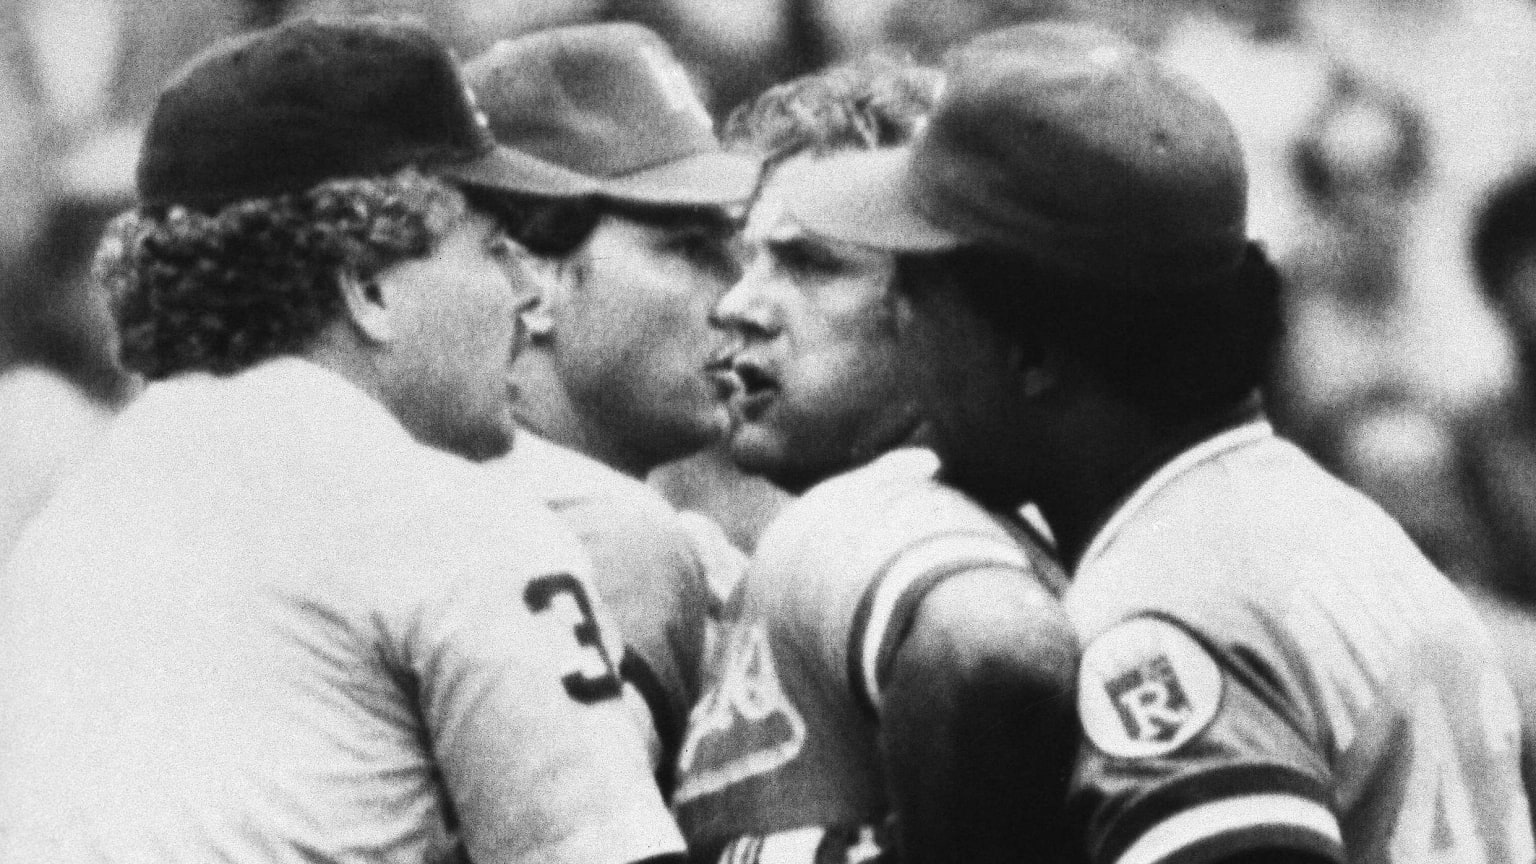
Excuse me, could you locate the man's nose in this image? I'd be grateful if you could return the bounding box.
[710,273,780,340]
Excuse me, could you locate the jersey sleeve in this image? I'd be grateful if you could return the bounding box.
[564,501,716,789]
[846,525,1045,717]
[1070,614,1345,864]
[394,544,685,864]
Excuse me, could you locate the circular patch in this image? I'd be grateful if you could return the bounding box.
[1077,616,1223,759]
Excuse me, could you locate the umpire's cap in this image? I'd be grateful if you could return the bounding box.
[136,16,596,208]
[463,24,761,207]
[784,22,1250,288]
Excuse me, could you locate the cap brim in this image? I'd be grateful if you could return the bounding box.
[784,148,965,252]
[436,144,596,199]
[601,150,763,207]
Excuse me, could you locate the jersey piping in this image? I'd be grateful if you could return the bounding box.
[846,531,1032,717]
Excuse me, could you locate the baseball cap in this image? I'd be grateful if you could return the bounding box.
[135,16,596,208]
[463,23,761,207]
[785,21,1250,288]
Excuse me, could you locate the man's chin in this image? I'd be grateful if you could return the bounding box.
[938,460,1029,511]
[726,434,839,496]
[428,416,516,464]
[722,433,781,484]
[645,411,730,467]
[700,405,735,446]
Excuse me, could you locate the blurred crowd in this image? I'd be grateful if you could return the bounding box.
[9,0,1536,620]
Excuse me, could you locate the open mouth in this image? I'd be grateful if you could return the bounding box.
[724,358,776,420]
[707,347,776,413]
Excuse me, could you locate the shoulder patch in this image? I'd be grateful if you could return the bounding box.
[1078,616,1223,758]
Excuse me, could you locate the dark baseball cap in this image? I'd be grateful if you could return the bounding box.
[785,22,1250,288]
[135,16,596,208]
[463,23,761,207]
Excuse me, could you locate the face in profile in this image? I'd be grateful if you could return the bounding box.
[1474,166,1536,385]
[1503,250,1536,359]
[546,207,741,469]
[710,154,927,493]
[900,273,1037,510]
[376,207,537,461]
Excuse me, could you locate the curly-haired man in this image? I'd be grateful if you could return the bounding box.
[0,17,687,864]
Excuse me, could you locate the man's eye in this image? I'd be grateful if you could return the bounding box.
[670,233,740,278]
[775,242,840,276]
[669,233,710,258]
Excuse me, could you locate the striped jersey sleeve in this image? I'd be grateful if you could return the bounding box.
[1069,614,1345,864]
[846,529,1037,717]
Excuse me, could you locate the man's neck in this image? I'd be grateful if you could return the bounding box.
[772,413,934,496]
[512,357,650,479]
[1035,397,1261,569]
[303,335,390,414]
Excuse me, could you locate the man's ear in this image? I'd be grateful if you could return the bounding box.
[520,296,556,343]
[338,269,392,344]
[1010,340,1059,400]
[1021,365,1054,400]
[517,255,568,344]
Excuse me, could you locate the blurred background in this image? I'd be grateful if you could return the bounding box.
[10,0,1536,631]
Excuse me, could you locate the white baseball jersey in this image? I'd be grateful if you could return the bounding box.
[498,432,742,790]
[1066,417,1534,864]
[0,365,113,563]
[0,358,684,864]
[673,448,1066,857]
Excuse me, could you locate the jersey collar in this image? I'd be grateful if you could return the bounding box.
[1077,413,1274,572]
[872,446,941,478]
[237,356,407,442]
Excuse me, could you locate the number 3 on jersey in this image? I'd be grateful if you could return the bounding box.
[525,573,623,703]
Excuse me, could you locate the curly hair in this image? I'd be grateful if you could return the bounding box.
[722,54,944,168]
[101,169,465,380]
